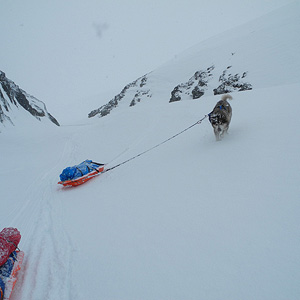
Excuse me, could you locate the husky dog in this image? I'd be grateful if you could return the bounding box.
[209,94,233,141]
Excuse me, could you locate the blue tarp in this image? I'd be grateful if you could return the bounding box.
[0,251,16,278]
[59,160,102,182]
[0,276,5,298]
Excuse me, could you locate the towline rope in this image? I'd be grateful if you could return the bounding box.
[103,115,208,173]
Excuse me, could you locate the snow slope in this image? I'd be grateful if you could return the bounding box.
[1,2,300,300]
[89,1,300,118]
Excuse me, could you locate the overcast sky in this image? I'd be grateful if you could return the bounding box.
[0,0,294,122]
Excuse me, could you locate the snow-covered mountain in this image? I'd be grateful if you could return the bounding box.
[89,1,300,119]
[1,2,300,300]
[0,71,59,129]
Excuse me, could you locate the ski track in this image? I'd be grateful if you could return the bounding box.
[11,136,78,300]
[9,116,161,300]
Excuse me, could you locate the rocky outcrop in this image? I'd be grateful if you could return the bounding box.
[170,66,214,102]
[213,67,252,95]
[88,75,152,118]
[129,89,151,107]
[170,65,252,101]
[0,71,59,127]
[89,64,252,118]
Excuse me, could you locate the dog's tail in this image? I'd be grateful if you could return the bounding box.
[221,94,233,101]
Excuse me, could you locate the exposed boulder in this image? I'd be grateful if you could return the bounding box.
[170,66,214,102]
[213,69,252,95]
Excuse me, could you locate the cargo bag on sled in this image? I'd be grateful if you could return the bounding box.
[58,159,105,187]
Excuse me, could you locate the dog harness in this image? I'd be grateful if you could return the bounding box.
[218,104,227,110]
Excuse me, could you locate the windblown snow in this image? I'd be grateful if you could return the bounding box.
[1,2,300,300]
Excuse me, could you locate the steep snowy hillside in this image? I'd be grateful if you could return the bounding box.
[89,1,300,119]
[1,2,300,300]
[0,71,59,129]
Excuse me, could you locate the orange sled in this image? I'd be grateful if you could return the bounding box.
[58,164,105,187]
[1,251,24,300]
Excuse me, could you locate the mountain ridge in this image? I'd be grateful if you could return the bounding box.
[88,1,300,119]
[0,70,60,129]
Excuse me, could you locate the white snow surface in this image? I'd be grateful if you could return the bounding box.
[1,2,300,300]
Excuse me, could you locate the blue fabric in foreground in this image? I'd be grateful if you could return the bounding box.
[0,276,5,299]
[59,160,101,181]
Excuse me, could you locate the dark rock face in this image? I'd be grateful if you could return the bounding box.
[170,66,214,102]
[130,90,151,107]
[213,68,252,95]
[0,70,59,127]
[89,64,252,119]
[170,65,252,101]
[88,75,152,118]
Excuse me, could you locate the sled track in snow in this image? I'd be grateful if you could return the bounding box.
[10,137,78,300]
